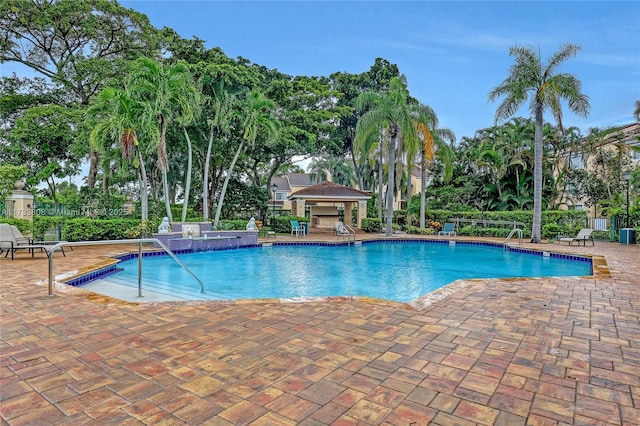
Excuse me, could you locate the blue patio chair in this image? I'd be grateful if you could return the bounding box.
[438,222,456,236]
[290,220,304,237]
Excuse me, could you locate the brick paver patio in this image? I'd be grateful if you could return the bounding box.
[1,234,639,425]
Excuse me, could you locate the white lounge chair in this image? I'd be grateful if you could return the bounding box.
[0,223,66,260]
[558,228,594,246]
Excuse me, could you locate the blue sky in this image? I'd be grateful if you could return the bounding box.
[120,0,640,142]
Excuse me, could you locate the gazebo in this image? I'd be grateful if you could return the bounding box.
[288,181,371,229]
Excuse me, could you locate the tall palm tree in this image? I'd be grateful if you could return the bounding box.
[199,78,242,220]
[213,90,279,228]
[87,87,154,221]
[489,44,590,242]
[412,104,455,228]
[355,76,419,236]
[634,100,640,122]
[127,57,200,222]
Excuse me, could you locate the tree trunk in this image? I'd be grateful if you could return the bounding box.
[532,106,544,243]
[161,171,172,222]
[378,148,384,223]
[386,130,397,236]
[349,142,364,190]
[181,127,193,222]
[202,127,214,221]
[138,149,149,222]
[406,168,412,216]
[47,177,58,204]
[213,141,244,228]
[159,124,172,222]
[420,153,427,229]
[102,172,109,195]
[87,149,99,188]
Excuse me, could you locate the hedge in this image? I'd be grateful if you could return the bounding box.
[361,218,382,233]
[0,218,32,235]
[61,218,159,241]
[217,219,248,230]
[270,215,308,233]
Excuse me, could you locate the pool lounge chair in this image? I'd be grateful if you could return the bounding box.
[558,228,594,246]
[0,223,66,260]
[438,222,456,236]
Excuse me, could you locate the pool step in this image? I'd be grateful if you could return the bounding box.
[82,275,211,301]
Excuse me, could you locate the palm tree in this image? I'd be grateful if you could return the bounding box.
[199,78,242,220]
[127,57,200,222]
[489,44,590,242]
[353,122,388,221]
[412,105,455,228]
[355,76,419,236]
[212,90,279,228]
[308,155,357,186]
[634,100,640,121]
[87,87,154,221]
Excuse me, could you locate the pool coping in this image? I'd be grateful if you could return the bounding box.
[55,238,609,309]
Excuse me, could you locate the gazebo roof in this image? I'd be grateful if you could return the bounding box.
[288,181,371,201]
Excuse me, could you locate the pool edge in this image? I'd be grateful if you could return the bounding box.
[59,239,609,309]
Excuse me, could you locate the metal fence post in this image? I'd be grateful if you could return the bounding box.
[138,241,143,298]
[610,216,616,242]
[48,251,55,296]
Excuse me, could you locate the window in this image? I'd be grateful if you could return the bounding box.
[275,192,288,201]
[567,204,584,211]
[570,154,584,169]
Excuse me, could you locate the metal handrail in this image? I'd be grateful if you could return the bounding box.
[503,228,523,248]
[46,238,204,297]
[343,224,356,245]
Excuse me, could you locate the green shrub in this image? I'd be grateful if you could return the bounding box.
[33,216,67,239]
[542,224,565,240]
[406,226,435,235]
[218,219,247,230]
[270,215,308,233]
[362,218,382,233]
[0,218,32,235]
[123,219,160,238]
[413,209,588,231]
[169,205,201,222]
[61,218,147,241]
[393,210,407,225]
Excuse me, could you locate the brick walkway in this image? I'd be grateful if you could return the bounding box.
[1,235,639,425]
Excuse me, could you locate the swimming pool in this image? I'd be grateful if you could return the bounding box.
[80,241,592,303]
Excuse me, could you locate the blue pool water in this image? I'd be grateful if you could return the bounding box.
[104,241,591,303]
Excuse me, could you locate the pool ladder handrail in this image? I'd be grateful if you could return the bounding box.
[45,238,204,297]
[343,224,356,245]
[503,228,523,249]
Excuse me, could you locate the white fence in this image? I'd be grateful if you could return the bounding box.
[588,217,609,231]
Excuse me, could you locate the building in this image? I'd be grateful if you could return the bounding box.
[558,122,639,224]
[269,173,316,212]
[269,167,425,223]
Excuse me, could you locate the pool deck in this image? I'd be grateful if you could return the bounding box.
[1,233,639,425]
